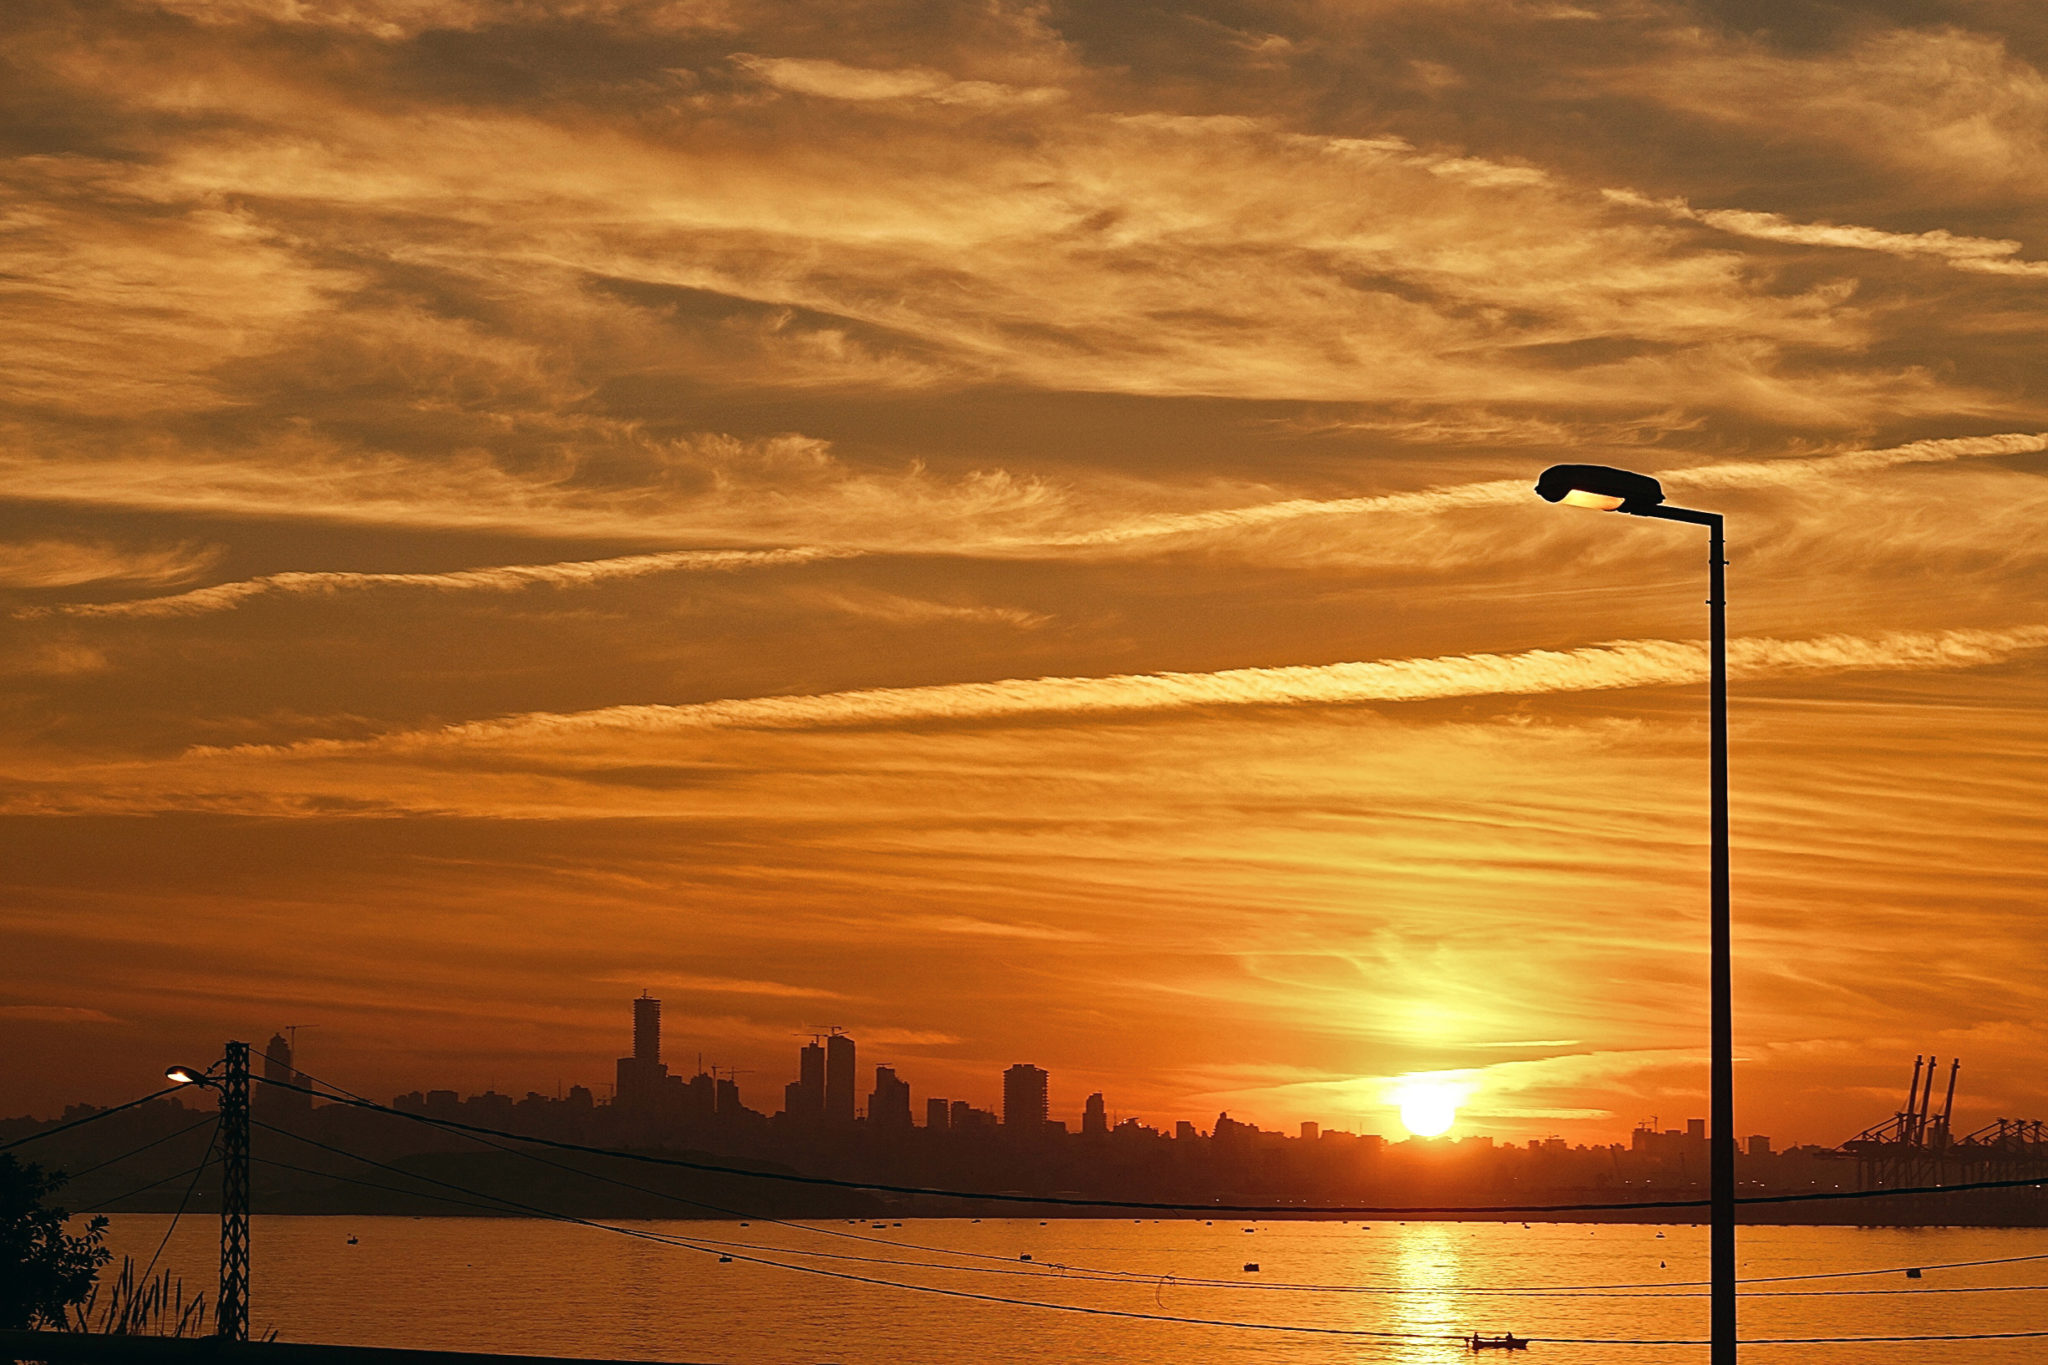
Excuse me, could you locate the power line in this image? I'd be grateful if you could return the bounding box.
[253,1074,2048,1216]
[54,1115,218,1183]
[73,1159,214,1214]
[137,1121,222,1285]
[280,1060,1136,1283]
[251,1154,509,1217]
[244,1119,1478,1345]
[256,1110,2048,1302]
[265,1063,2048,1299]
[244,1118,2048,1347]
[0,1086,186,1153]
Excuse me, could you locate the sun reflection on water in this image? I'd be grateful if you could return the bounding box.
[1382,1222,1468,1356]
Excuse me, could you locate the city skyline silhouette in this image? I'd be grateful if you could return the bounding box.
[2,0,2045,1178]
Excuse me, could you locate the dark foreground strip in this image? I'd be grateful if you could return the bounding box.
[0,1332,712,1365]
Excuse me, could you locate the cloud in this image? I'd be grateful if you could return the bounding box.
[1030,432,2048,550]
[21,546,850,620]
[1606,191,2048,278]
[1,643,111,678]
[1636,25,2048,198]
[788,589,1048,629]
[0,540,221,591]
[732,55,1065,108]
[193,623,2048,755]
[0,1004,122,1024]
[911,916,1097,943]
[0,432,1062,551]
[601,972,845,1000]
[143,0,745,40]
[856,1027,966,1048]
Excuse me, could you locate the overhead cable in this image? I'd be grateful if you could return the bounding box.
[1,1086,187,1153]
[245,1119,2048,1347]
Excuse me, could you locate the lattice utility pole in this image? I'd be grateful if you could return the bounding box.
[218,1040,251,1341]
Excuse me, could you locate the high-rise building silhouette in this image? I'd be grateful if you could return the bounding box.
[685,1070,714,1117]
[1003,1064,1048,1130]
[869,1066,912,1128]
[258,1032,311,1117]
[633,993,661,1064]
[784,1038,826,1123]
[616,992,669,1109]
[1082,1091,1107,1136]
[926,1097,950,1130]
[825,1032,856,1124]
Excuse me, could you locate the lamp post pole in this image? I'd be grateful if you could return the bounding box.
[1700,510,1733,1364]
[1534,465,1734,1363]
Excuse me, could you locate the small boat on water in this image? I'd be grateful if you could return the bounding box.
[1468,1332,1529,1352]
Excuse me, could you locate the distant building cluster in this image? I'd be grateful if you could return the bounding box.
[603,995,1089,1137]
[374,995,1806,1178]
[504,994,1791,1166]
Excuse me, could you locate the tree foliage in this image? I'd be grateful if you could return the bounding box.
[0,1151,112,1330]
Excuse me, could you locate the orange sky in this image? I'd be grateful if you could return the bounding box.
[2,0,2045,1148]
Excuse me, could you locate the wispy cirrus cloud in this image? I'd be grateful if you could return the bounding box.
[19,546,849,620]
[0,1004,122,1024]
[732,54,1065,109]
[0,539,221,591]
[194,624,2048,756]
[1606,190,2048,278]
[1036,432,2048,549]
[600,972,846,1001]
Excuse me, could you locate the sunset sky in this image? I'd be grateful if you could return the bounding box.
[3,0,2044,1148]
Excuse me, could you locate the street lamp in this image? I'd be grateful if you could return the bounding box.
[1535,463,1734,1364]
[165,1064,216,1088]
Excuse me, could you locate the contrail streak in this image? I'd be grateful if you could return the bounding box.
[20,547,852,619]
[1036,433,2047,547]
[196,624,2048,757]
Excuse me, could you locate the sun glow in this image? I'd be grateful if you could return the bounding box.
[1394,1080,1463,1137]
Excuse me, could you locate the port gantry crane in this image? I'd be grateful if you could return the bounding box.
[1839,1056,2048,1201]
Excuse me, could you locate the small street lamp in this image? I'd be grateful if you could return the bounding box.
[1535,463,1734,1364]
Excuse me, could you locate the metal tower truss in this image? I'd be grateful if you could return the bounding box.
[219,1040,251,1341]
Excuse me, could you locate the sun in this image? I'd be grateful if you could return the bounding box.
[1397,1083,1460,1138]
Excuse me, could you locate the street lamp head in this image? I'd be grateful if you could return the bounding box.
[1534,464,1666,513]
[165,1064,211,1086]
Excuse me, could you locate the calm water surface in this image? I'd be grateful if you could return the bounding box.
[101,1216,2048,1364]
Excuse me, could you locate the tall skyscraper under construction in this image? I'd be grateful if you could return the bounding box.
[616,992,669,1109]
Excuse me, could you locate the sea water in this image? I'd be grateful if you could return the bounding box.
[97,1216,2048,1364]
